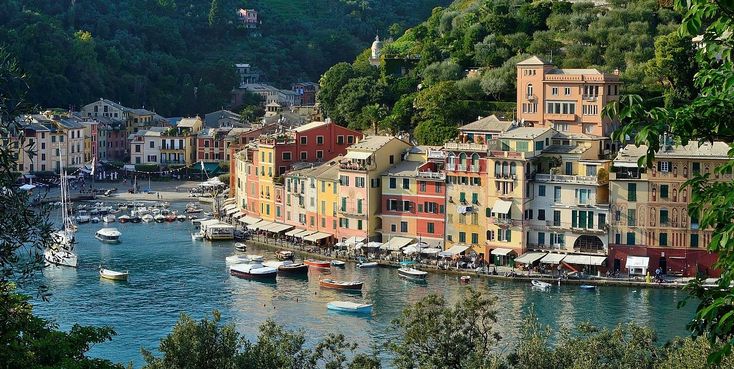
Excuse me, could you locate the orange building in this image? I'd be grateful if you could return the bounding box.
[515,56,622,137]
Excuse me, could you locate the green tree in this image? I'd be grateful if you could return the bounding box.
[358,104,388,134]
[604,0,734,363]
[317,63,355,121]
[645,31,698,105]
[208,0,222,28]
[413,81,461,124]
[334,76,380,127]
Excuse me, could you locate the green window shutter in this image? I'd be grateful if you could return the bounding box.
[472,193,478,204]
[486,207,491,217]
[588,211,594,228]
[571,210,577,228]
[341,197,347,211]
[460,192,466,202]
[506,230,511,242]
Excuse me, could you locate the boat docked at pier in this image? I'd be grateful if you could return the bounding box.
[226,254,263,264]
[276,250,294,260]
[102,215,116,223]
[327,301,372,314]
[319,278,363,291]
[276,261,308,275]
[229,263,277,281]
[45,162,78,268]
[118,215,131,223]
[531,280,552,289]
[398,267,428,281]
[95,228,122,243]
[304,259,331,269]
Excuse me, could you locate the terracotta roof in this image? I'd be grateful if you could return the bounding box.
[459,115,513,132]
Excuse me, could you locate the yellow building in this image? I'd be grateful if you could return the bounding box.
[160,117,202,166]
[257,143,278,221]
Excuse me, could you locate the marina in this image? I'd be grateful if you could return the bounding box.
[31,202,697,367]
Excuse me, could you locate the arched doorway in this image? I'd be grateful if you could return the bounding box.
[574,235,604,253]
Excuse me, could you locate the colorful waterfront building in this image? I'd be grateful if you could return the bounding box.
[380,146,446,248]
[525,133,612,272]
[336,136,412,242]
[282,159,341,233]
[515,56,622,137]
[608,142,728,277]
[159,117,202,166]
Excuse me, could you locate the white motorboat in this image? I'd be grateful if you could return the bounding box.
[234,242,247,251]
[191,217,209,224]
[90,217,100,223]
[531,280,552,289]
[226,254,263,264]
[229,263,277,281]
[176,215,187,222]
[263,260,284,269]
[331,260,346,267]
[95,228,122,243]
[358,261,379,268]
[398,267,428,280]
[141,214,154,223]
[99,267,128,281]
[75,214,90,223]
[102,215,116,223]
[154,214,166,223]
[191,231,204,241]
[327,301,372,314]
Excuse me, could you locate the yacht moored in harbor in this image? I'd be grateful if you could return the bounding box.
[95,228,122,243]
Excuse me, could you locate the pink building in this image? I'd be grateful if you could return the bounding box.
[237,9,258,28]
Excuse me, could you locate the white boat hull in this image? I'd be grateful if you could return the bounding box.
[44,249,78,268]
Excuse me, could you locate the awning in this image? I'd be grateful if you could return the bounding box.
[492,199,512,214]
[344,236,366,246]
[613,162,640,168]
[231,211,244,219]
[222,197,236,205]
[200,163,220,174]
[421,247,442,254]
[226,207,239,215]
[285,228,305,237]
[490,248,514,256]
[439,245,469,257]
[239,215,262,225]
[514,252,547,264]
[294,230,316,239]
[249,221,273,231]
[381,236,414,251]
[269,223,294,233]
[344,151,372,160]
[303,232,332,242]
[626,256,650,268]
[222,204,237,212]
[403,245,420,255]
[563,254,607,266]
[540,253,566,264]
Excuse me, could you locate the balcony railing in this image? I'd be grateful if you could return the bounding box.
[527,242,566,251]
[416,171,445,180]
[443,142,488,152]
[534,173,605,185]
[570,225,608,235]
[488,150,526,159]
[338,209,367,218]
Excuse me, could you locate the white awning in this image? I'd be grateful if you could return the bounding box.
[258,222,280,232]
[421,247,442,254]
[563,254,607,266]
[226,207,239,215]
[439,245,469,257]
[381,236,414,251]
[303,232,332,242]
[239,215,261,225]
[285,228,305,236]
[492,199,512,214]
[515,252,547,264]
[231,211,244,219]
[222,198,236,205]
[626,256,649,268]
[403,245,419,255]
[344,151,372,160]
[613,161,640,168]
[490,248,514,256]
[540,253,566,264]
[294,230,316,239]
[222,204,237,211]
[269,223,294,233]
[344,236,366,246]
[249,221,273,231]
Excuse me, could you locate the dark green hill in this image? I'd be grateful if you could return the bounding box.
[0,0,450,115]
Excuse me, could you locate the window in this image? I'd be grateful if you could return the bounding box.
[535,141,544,151]
[419,181,426,192]
[402,178,409,189]
[357,199,363,214]
[300,136,307,145]
[300,152,307,160]
[692,162,701,174]
[576,188,590,204]
[564,87,571,95]
[135,145,141,153]
[691,233,699,248]
[553,186,561,202]
[538,209,546,220]
[471,193,478,205]
[658,161,670,172]
[586,165,597,176]
[551,87,558,96]
[539,185,546,197]
[389,178,396,189]
[316,136,324,145]
[389,155,395,164]
[427,222,435,234]
[598,214,606,229]
[660,209,669,225]
[553,210,561,226]
[459,232,466,243]
[347,136,354,144]
[628,183,637,202]
[341,197,347,211]
[355,177,365,188]
[471,233,479,244]
[400,221,408,232]
[149,141,154,148]
[337,136,344,144]
[582,105,599,116]
[627,232,636,245]
[435,182,442,193]
[526,83,533,97]
[516,141,528,152]
[282,152,292,161]
[538,232,545,245]
[391,224,397,232]
[546,101,576,115]
[660,185,669,199]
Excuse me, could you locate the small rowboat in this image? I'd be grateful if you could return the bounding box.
[165,214,176,222]
[276,250,294,260]
[358,261,379,268]
[327,301,372,314]
[320,278,363,291]
[330,260,346,267]
[141,214,154,223]
[99,267,128,281]
[118,215,131,223]
[531,280,552,289]
[154,214,166,223]
[398,267,428,280]
[460,275,471,284]
[234,242,247,252]
[176,215,187,222]
[229,263,277,281]
[580,285,596,290]
[305,259,331,269]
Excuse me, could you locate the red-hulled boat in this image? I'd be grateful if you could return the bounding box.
[319,278,363,290]
[277,261,308,275]
[165,214,177,222]
[304,259,331,269]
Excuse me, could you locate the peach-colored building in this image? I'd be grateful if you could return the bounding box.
[515,56,622,137]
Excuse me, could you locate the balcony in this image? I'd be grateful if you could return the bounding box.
[534,173,605,185]
[610,170,644,180]
[416,171,445,180]
[545,113,576,121]
[582,95,598,102]
[488,150,527,159]
[570,225,608,235]
[494,173,517,181]
[526,94,537,101]
[489,217,517,227]
[338,209,367,219]
[444,142,488,152]
[527,242,566,251]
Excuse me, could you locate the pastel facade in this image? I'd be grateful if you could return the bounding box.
[159,117,202,166]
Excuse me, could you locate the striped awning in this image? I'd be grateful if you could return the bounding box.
[222,204,237,212]
[222,198,236,205]
[381,236,414,251]
[231,211,244,219]
[285,228,305,237]
[294,230,316,239]
[303,232,332,242]
[226,207,239,215]
[540,253,566,264]
[563,254,607,266]
[239,215,261,225]
[267,223,293,233]
[515,252,547,264]
[249,221,273,231]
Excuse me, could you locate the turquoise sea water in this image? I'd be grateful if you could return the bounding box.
[30,204,696,368]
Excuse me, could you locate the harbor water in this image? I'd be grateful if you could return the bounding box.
[31,206,696,367]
